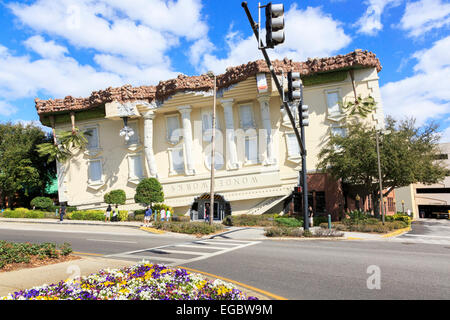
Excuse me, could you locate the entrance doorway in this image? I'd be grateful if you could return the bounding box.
[190,193,231,221]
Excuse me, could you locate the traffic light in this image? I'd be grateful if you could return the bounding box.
[287,71,302,102]
[301,104,309,126]
[265,3,285,48]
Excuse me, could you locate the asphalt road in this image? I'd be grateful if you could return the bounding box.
[1,220,449,299]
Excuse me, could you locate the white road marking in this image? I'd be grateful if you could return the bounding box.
[106,239,261,266]
[86,238,138,244]
[400,234,450,239]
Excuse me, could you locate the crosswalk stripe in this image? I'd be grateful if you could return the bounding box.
[106,239,261,266]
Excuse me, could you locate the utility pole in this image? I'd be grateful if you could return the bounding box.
[208,72,217,225]
[376,130,385,225]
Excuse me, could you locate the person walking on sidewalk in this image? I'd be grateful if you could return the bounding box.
[308,206,314,227]
[59,204,66,223]
[160,207,166,222]
[144,206,152,227]
[105,205,112,223]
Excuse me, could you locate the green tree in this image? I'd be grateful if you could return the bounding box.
[0,122,56,208]
[317,117,448,215]
[36,128,90,163]
[134,178,164,206]
[30,196,53,211]
[104,189,126,206]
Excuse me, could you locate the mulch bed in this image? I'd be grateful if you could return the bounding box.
[0,254,81,273]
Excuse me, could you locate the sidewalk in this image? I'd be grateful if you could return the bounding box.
[0,217,142,228]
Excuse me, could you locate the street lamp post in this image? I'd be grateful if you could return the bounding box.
[376,130,385,224]
[207,71,217,226]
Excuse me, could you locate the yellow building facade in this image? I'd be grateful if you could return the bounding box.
[36,50,385,219]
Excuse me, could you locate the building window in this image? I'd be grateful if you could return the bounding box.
[85,127,100,150]
[245,136,258,164]
[331,126,346,137]
[205,152,224,171]
[239,104,255,129]
[387,198,395,212]
[286,133,300,158]
[325,90,341,116]
[202,108,220,142]
[88,159,103,184]
[126,122,140,145]
[166,114,181,145]
[128,154,144,181]
[169,147,185,175]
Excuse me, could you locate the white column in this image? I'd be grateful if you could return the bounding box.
[220,98,240,170]
[178,105,195,175]
[142,110,158,178]
[258,95,275,165]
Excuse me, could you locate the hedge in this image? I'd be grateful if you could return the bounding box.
[153,221,224,235]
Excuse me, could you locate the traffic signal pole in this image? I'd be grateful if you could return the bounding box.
[241,2,309,230]
[299,92,309,230]
[241,2,305,157]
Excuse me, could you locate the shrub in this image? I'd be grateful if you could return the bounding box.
[313,228,344,237]
[303,230,313,237]
[104,189,126,206]
[222,214,277,227]
[1,208,45,219]
[153,221,224,235]
[392,214,412,226]
[0,241,73,269]
[118,210,129,222]
[134,178,164,206]
[30,197,53,211]
[264,226,303,237]
[313,216,328,225]
[171,215,191,223]
[59,243,73,256]
[275,217,303,227]
[66,210,105,221]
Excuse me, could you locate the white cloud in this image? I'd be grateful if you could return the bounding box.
[400,0,450,38]
[197,5,352,74]
[440,126,450,143]
[356,0,402,35]
[0,0,210,102]
[0,43,123,99]
[381,36,450,126]
[0,100,18,116]
[24,35,68,59]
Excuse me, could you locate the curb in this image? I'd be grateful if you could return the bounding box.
[381,226,411,238]
[139,227,165,234]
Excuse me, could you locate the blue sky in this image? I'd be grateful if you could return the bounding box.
[0,0,449,141]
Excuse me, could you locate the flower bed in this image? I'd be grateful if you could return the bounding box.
[1,262,257,300]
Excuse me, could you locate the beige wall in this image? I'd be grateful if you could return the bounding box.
[56,68,384,215]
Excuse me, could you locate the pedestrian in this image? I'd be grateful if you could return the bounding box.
[308,206,314,227]
[160,207,166,222]
[59,203,66,223]
[105,204,112,222]
[166,209,172,222]
[112,205,119,222]
[144,206,152,227]
[204,203,210,222]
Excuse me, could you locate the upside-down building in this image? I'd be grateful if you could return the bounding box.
[35,50,396,220]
